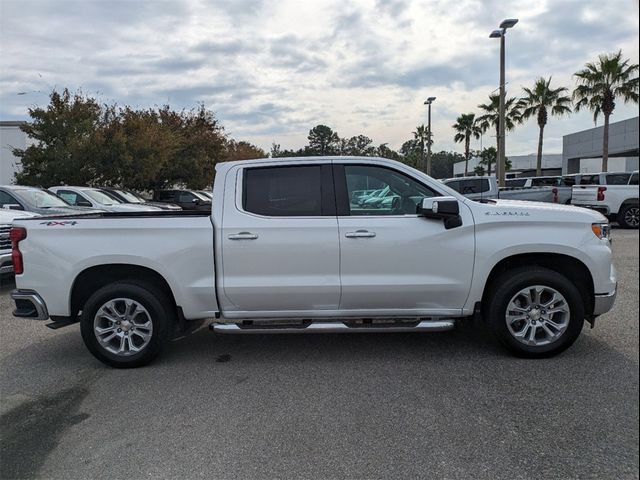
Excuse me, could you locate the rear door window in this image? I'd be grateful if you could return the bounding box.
[243,165,324,216]
[605,173,632,185]
[0,191,21,208]
[505,179,526,187]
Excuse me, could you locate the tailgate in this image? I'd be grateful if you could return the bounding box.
[571,186,598,204]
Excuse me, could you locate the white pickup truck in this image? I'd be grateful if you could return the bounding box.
[443,176,557,203]
[570,171,639,229]
[10,157,617,367]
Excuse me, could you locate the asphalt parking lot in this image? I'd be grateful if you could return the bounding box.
[0,230,638,480]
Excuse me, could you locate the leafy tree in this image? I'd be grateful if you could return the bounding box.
[476,94,522,156]
[452,113,482,175]
[429,151,465,179]
[376,143,402,161]
[307,125,339,155]
[14,90,228,190]
[14,89,101,186]
[344,135,376,156]
[519,77,572,176]
[226,140,266,161]
[573,50,639,171]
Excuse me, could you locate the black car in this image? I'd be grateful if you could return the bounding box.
[99,187,182,211]
[152,190,211,211]
[0,185,100,215]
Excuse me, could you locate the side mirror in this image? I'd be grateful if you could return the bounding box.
[77,200,93,207]
[419,196,462,229]
[2,204,24,211]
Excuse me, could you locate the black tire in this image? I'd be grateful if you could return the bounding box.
[80,282,174,368]
[617,203,640,229]
[485,267,585,358]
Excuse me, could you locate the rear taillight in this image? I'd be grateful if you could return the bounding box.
[597,186,607,201]
[10,227,27,275]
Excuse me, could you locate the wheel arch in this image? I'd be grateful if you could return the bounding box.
[70,264,178,320]
[481,253,595,314]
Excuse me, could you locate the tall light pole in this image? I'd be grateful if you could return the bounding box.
[490,18,518,187]
[423,97,436,175]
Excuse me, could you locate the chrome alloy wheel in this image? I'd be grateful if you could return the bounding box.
[93,298,153,356]
[505,285,571,347]
[624,206,640,228]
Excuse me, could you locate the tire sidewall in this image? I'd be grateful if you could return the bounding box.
[80,283,171,368]
[618,204,639,229]
[487,268,585,357]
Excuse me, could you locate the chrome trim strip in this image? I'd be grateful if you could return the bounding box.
[10,289,50,320]
[593,287,617,316]
[211,319,455,334]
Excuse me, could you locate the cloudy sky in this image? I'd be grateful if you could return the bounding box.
[1,0,638,155]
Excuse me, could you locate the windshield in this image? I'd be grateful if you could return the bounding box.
[12,188,70,208]
[114,189,143,203]
[82,189,122,205]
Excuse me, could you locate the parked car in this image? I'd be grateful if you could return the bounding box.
[443,176,556,203]
[153,190,211,210]
[48,186,162,212]
[571,171,639,228]
[504,176,572,204]
[197,190,213,200]
[11,156,616,367]
[99,187,181,211]
[0,185,101,215]
[0,209,38,275]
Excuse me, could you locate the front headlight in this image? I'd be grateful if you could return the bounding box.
[592,223,611,240]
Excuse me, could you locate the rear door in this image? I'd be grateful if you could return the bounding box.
[219,163,340,315]
[334,163,475,315]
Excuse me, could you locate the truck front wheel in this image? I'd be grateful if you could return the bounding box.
[486,267,585,358]
[80,282,173,368]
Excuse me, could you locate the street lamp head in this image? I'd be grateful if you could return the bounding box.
[424,97,436,104]
[489,29,503,38]
[499,18,518,29]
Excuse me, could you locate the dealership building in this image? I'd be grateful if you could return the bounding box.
[453,115,639,178]
[0,121,30,185]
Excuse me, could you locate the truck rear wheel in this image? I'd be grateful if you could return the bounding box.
[617,204,639,229]
[80,282,173,368]
[486,267,585,358]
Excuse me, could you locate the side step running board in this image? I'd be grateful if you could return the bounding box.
[210,320,455,334]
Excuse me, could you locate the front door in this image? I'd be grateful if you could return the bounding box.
[335,163,475,316]
[220,163,340,316]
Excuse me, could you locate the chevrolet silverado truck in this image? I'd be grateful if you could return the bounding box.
[10,157,617,367]
[571,171,639,229]
[443,176,557,203]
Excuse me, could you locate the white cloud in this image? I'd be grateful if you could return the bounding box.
[0,0,638,155]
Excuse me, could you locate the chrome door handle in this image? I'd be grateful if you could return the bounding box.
[345,230,376,238]
[228,232,258,240]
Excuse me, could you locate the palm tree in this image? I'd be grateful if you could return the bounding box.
[452,113,482,175]
[412,125,431,173]
[573,50,639,172]
[519,77,572,176]
[476,94,521,174]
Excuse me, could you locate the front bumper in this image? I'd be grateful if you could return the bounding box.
[593,286,617,316]
[10,289,50,320]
